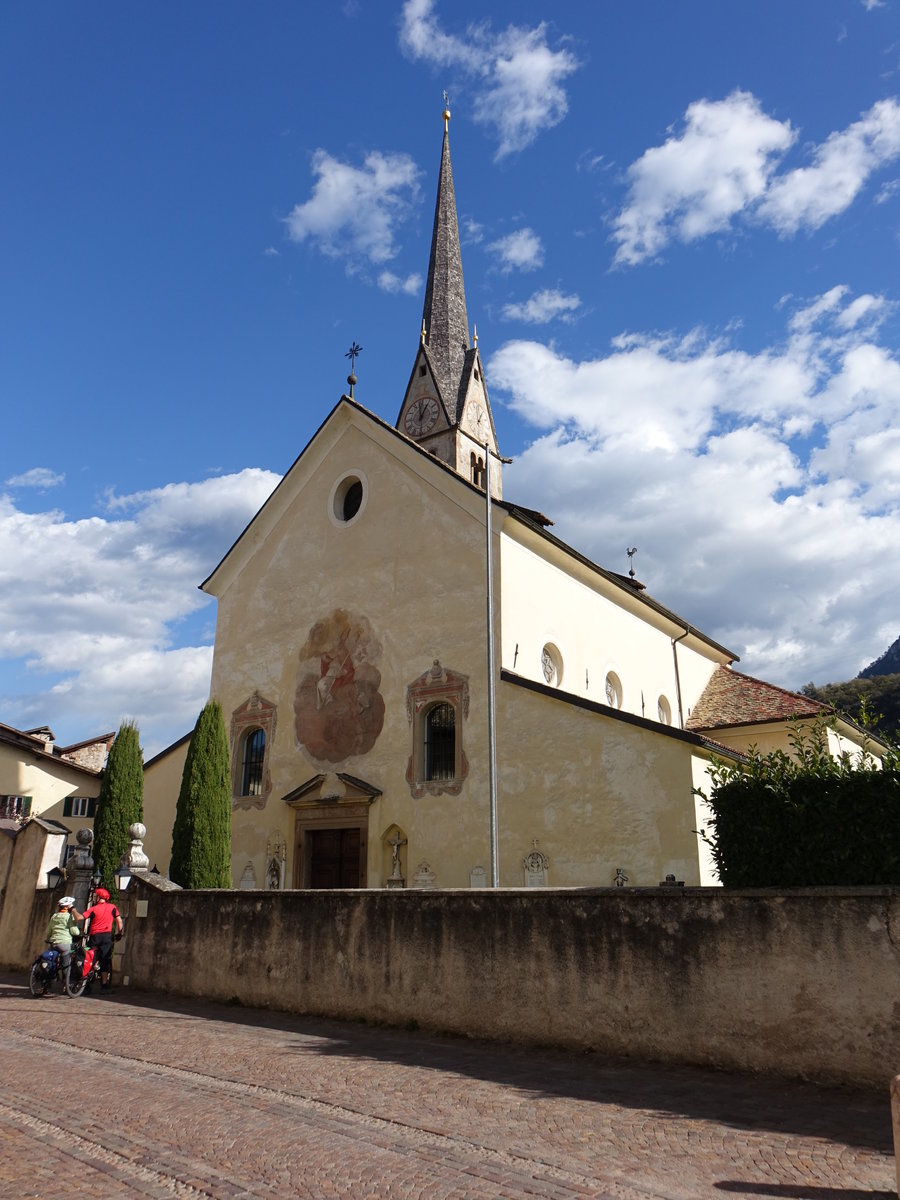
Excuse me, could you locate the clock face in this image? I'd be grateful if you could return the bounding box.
[405,396,439,437]
[467,403,487,440]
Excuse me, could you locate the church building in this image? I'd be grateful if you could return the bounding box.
[151,110,874,891]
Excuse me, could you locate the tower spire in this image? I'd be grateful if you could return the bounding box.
[421,102,470,421]
[396,105,502,499]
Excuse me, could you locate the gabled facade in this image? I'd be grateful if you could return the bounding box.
[0,720,111,835]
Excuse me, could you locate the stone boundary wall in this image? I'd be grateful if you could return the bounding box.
[115,882,900,1090]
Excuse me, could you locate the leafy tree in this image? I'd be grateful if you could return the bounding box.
[93,721,144,897]
[169,700,232,888]
[801,675,900,738]
[696,717,900,887]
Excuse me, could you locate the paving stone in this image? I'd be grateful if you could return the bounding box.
[0,973,895,1200]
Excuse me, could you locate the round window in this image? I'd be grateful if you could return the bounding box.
[329,473,367,525]
[540,643,563,687]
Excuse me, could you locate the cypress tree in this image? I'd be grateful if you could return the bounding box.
[170,700,232,888]
[93,720,144,897]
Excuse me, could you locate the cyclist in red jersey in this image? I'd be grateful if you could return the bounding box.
[73,888,123,990]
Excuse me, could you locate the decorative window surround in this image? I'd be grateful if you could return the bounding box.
[405,660,469,798]
[231,692,277,811]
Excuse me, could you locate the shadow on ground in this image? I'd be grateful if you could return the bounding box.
[0,974,893,1158]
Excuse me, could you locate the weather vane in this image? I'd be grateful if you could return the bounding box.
[443,89,451,129]
[345,341,362,398]
[627,546,637,579]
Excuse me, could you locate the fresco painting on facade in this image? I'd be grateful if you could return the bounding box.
[294,609,385,764]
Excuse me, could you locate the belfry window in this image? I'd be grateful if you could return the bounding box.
[241,728,266,796]
[471,452,485,488]
[424,703,455,781]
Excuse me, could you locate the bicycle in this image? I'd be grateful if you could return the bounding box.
[29,945,66,997]
[66,937,103,997]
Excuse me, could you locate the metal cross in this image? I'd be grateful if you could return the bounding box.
[345,342,362,373]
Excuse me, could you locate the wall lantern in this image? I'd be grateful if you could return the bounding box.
[46,866,66,890]
[114,864,133,893]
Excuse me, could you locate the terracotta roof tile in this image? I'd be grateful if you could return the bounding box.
[686,666,829,731]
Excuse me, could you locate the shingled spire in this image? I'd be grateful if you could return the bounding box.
[397,105,501,497]
[420,105,470,418]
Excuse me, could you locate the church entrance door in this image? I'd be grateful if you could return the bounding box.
[308,827,361,888]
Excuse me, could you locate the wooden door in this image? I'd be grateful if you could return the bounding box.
[308,827,361,888]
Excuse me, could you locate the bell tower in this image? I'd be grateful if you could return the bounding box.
[397,105,501,498]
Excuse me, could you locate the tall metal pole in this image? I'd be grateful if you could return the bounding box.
[484,444,500,886]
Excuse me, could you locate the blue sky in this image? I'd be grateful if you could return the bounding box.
[2,0,900,756]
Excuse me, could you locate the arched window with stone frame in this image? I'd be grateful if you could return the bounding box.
[230,692,277,810]
[405,660,469,798]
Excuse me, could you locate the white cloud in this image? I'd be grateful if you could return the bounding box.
[612,91,794,266]
[488,228,544,272]
[876,178,900,203]
[758,99,900,234]
[399,0,579,159]
[488,285,900,688]
[463,217,484,243]
[285,149,420,266]
[502,288,581,323]
[613,93,900,264]
[377,269,422,295]
[5,467,65,489]
[0,469,280,756]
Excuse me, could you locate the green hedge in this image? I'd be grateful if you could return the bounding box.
[697,720,900,887]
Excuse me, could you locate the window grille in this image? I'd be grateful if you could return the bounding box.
[424,703,455,781]
[241,728,266,796]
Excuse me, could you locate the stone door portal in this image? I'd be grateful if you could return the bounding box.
[284,771,380,889]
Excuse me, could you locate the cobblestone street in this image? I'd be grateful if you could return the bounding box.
[0,974,894,1200]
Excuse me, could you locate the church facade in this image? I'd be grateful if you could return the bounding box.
[152,111,876,891]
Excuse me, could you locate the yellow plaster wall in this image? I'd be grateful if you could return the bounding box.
[142,738,190,876]
[495,682,704,886]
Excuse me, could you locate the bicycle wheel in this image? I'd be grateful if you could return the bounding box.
[29,961,49,997]
[66,968,89,998]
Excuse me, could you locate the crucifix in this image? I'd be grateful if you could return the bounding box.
[388,830,407,879]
